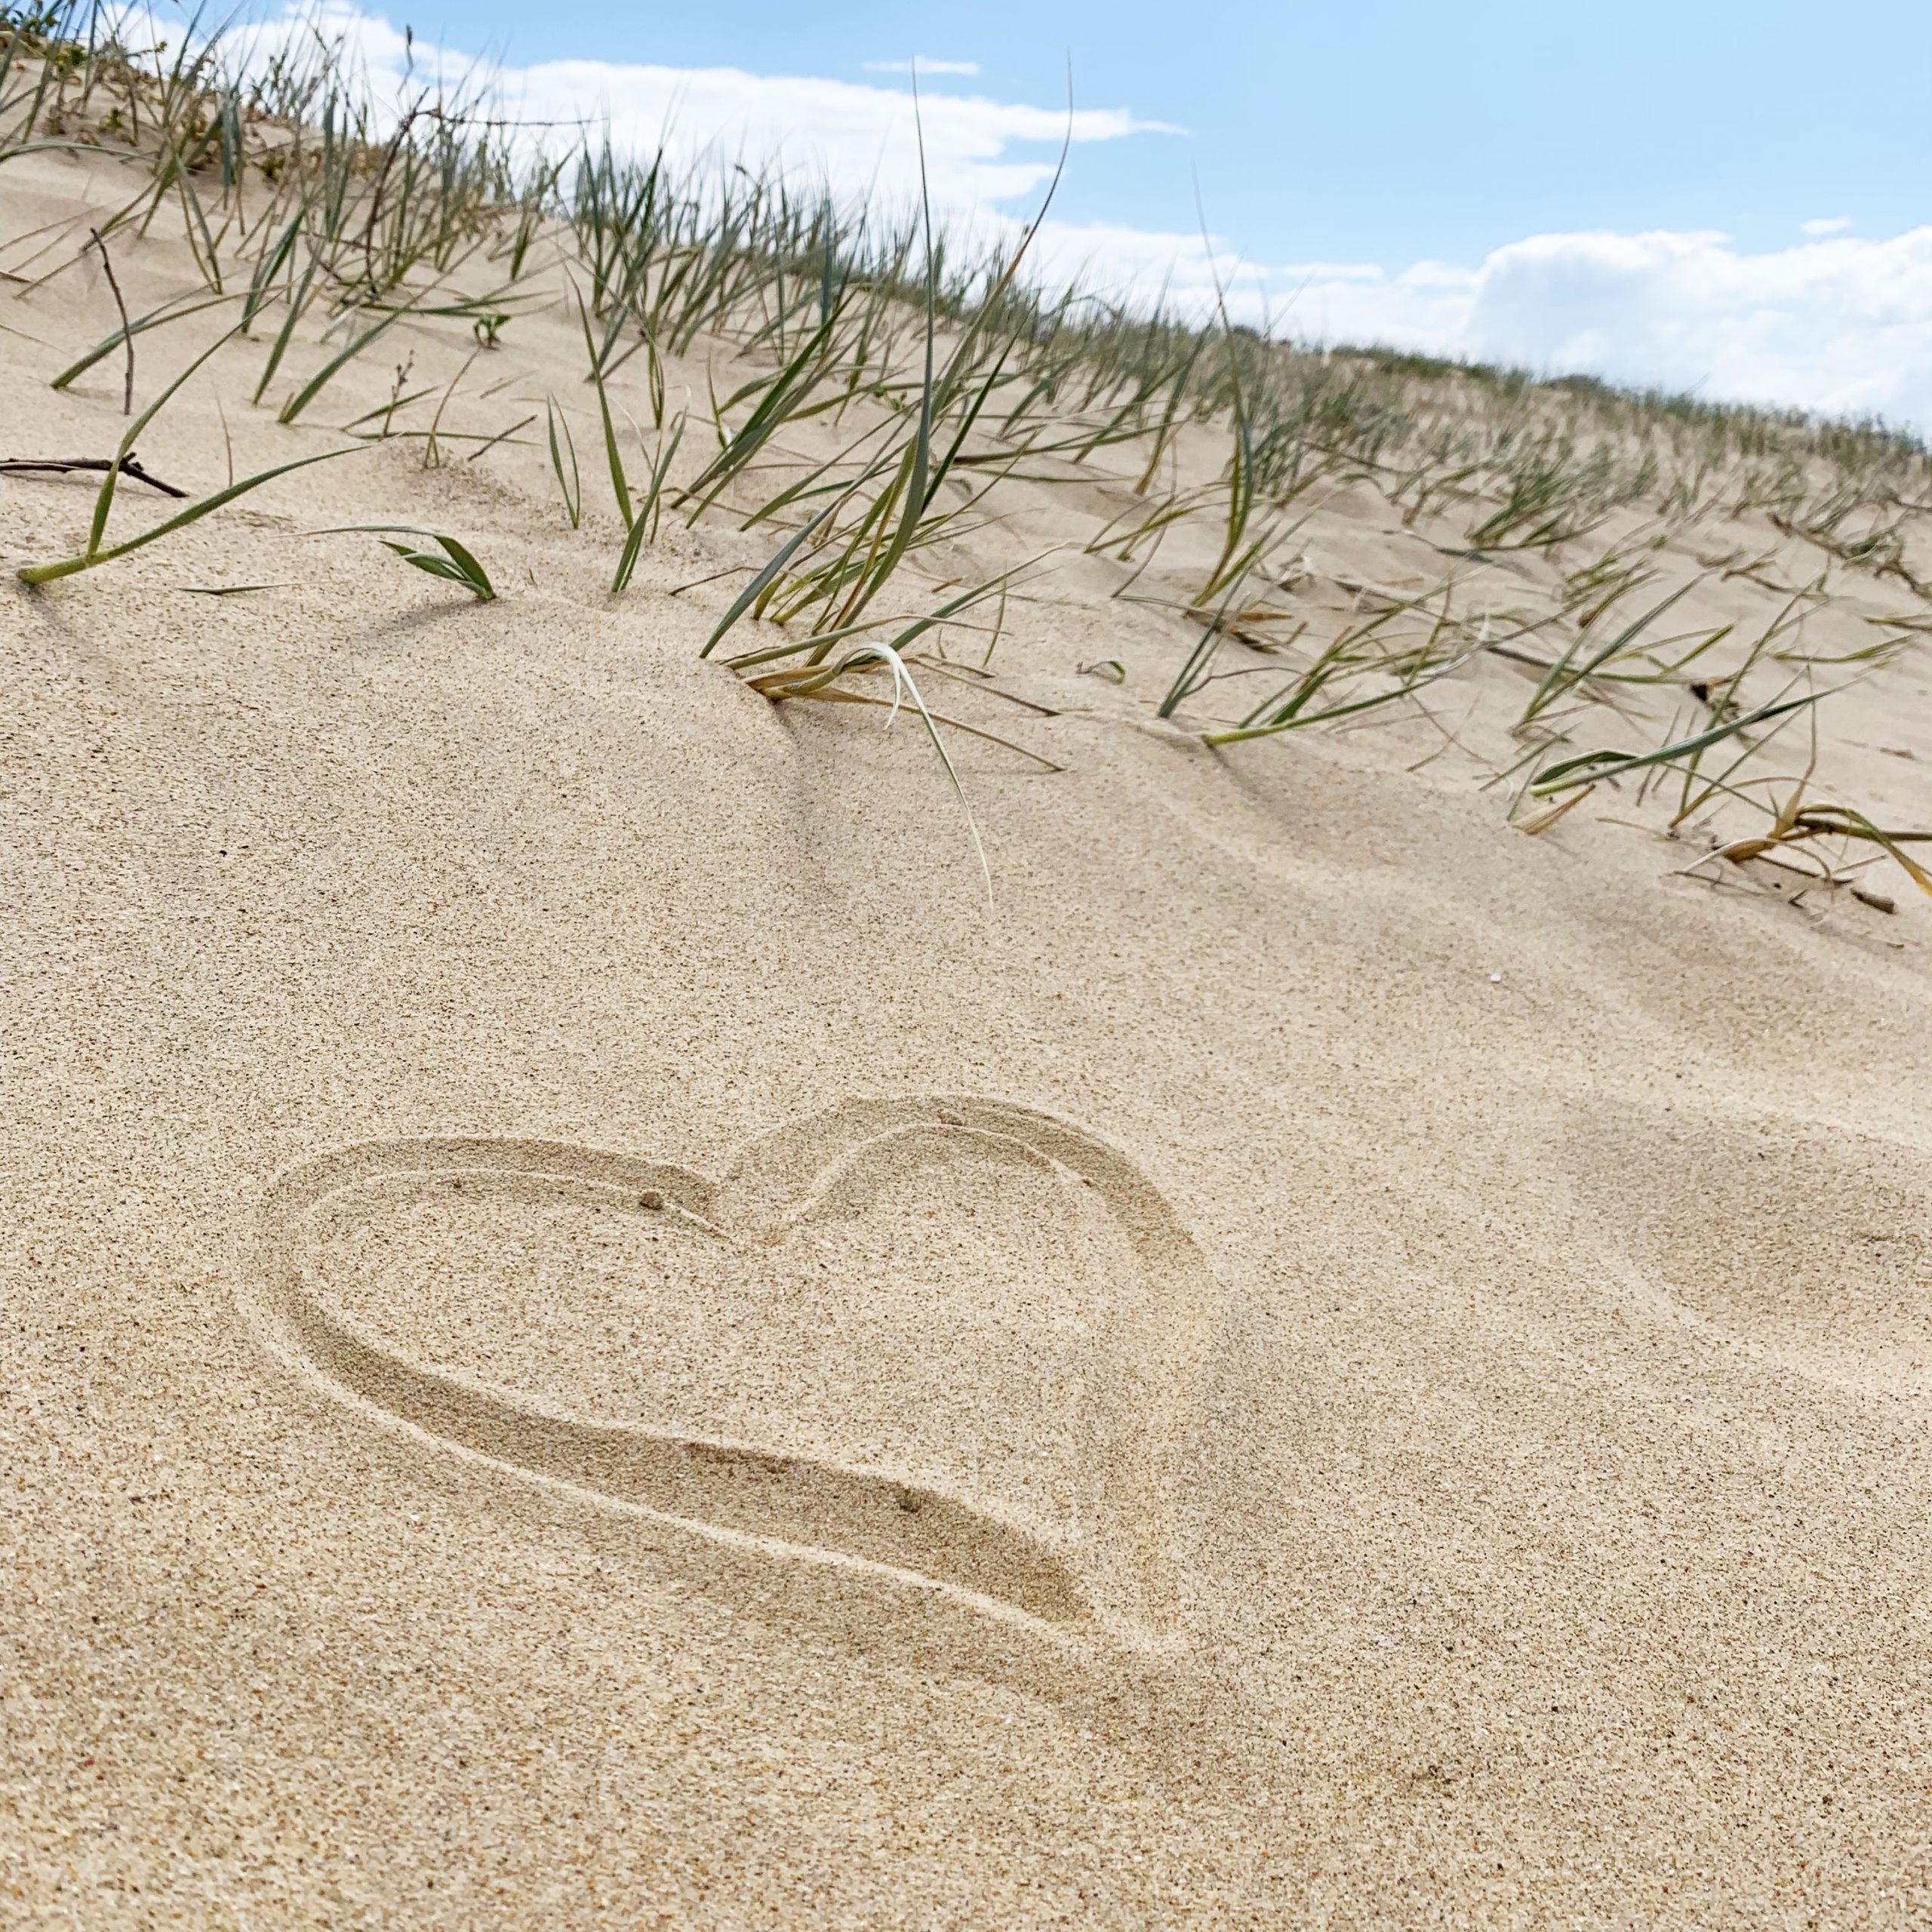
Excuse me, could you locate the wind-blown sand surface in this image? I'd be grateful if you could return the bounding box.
[5,138,1932,1927]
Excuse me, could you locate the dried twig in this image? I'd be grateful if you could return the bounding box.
[0,454,189,497]
[89,228,134,415]
[463,413,537,463]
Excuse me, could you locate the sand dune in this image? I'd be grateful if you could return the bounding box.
[4,102,1932,1929]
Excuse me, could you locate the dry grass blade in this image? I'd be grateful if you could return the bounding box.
[746,664,1062,771]
[744,640,993,897]
[1713,798,1932,900]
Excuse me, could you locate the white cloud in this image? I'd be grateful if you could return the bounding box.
[1017,220,1932,430]
[195,7,1932,431]
[862,58,981,77]
[1801,216,1853,236]
[1278,228,1932,429]
[216,5,1166,214]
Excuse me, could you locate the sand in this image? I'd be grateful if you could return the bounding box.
[4,138,1932,1928]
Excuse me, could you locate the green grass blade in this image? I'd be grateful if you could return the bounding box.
[699,503,838,657]
[1203,647,1478,746]
[611,417,685,593]
[575,288,632,528]
[20,444,362,586]
[87,323,244,558]
[50,290,235,392]
[1527,694,1821,795]
[253,257,320,408]
[310,525,496,600]
[546,395,582,529]
[242,212,303,334]
[276,300,409,425]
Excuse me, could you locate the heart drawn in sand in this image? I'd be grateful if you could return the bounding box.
[253,1098,1219,1646]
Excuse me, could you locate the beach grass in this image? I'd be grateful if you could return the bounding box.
[3,0,1927,900]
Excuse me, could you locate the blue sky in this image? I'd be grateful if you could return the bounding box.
[325,0,1932,266]
[216,2,1932,425]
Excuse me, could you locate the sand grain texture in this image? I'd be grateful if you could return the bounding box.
[4,138,1932,1929]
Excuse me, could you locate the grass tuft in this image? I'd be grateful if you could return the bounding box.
[310,525,497,601]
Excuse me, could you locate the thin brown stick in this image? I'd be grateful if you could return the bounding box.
[89,227,134,414]
[464,414,537,463]
[906,654,1061,715]
[745,674,1065,771]
[0,454,188,497]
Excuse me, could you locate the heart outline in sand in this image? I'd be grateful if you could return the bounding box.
[251,1097,1219,1648]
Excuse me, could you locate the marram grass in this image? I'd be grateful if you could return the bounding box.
[4,0,1929,901]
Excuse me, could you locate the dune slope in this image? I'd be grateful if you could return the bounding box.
[4,117,1932,1929]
